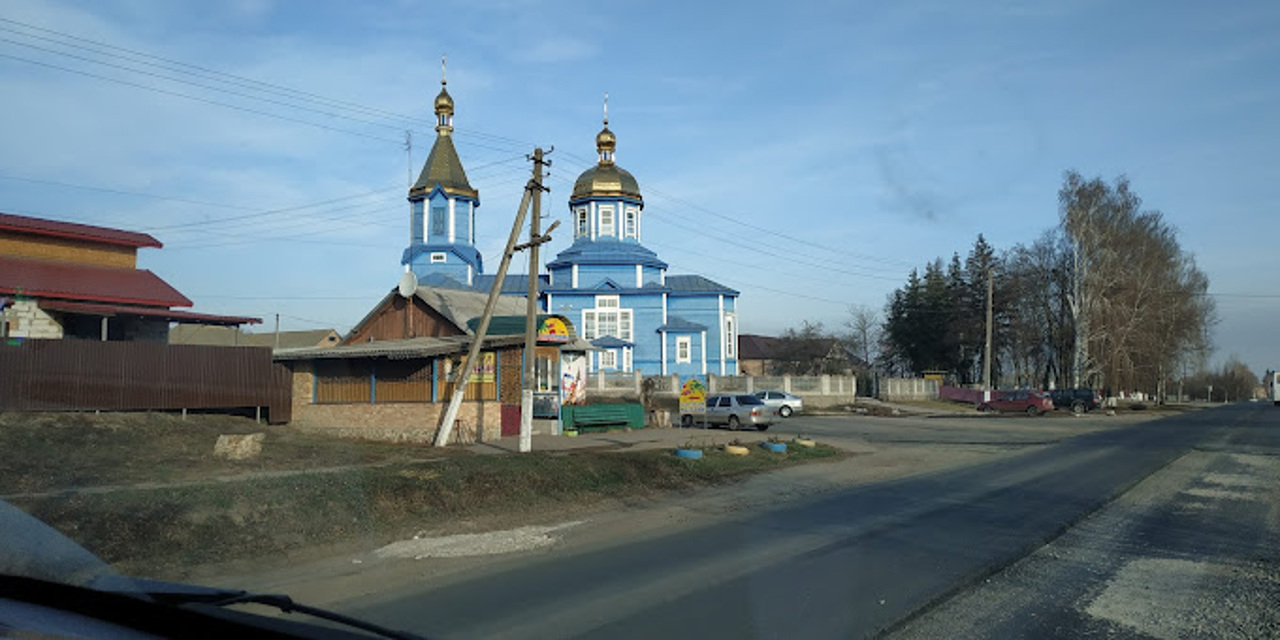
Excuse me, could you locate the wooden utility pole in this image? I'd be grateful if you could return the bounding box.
[519,148,550,453]
[434,153,538,447]
[983,265,994,391]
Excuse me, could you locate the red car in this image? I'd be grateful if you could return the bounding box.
[978,390,1054,416]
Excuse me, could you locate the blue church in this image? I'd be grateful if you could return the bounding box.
[403,80,739,377]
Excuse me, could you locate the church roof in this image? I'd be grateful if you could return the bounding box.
[656,316,707,333]
[546,238,667,270]
[665,274,739,295]
[591,335,634,348]
[410,134,477,200]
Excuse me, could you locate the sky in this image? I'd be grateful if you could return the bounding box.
[1,0,1277,377]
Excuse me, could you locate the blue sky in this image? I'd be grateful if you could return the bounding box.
[1,0,1276,377]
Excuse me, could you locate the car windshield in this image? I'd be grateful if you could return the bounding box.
[1,3,1274,639]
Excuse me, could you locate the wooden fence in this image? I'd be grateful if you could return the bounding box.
[0,338,292,422]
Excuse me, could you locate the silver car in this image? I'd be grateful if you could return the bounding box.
[755,390,804,418]
[703,394,774,431]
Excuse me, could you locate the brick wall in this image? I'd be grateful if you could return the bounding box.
[3,299,63,339]
[291,400,500,444]
[285,360,500,444]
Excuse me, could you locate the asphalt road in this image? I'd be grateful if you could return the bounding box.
[337,404,1278,639]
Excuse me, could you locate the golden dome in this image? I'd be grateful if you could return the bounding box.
[572,163,641,202]
[595,126,616,156]
[434,86,454,116]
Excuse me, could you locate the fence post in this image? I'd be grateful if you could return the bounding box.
[746,376,754,394]
[851,375,857,397]
[783,376,792,393]
[821,375,830,395]
[597,369,605,391]
[708,374,717,394]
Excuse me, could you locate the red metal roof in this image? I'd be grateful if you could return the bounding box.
[37,300,261,326]
[0,255,192,307]
[0,212,162,248]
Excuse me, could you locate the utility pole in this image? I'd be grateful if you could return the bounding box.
[434,152,539,447]
[274,313,280,349]
[983,264,994,391]
[519,148,552,453]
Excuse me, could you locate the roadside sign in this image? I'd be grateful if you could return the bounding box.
[679,378,707,417]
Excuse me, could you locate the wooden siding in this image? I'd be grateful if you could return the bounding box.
[436,352,497,401]
[373,360,433,402]
[0,339,291,422]
[315,360,372,404]
[0,230,136,269]
[344,296,462,344]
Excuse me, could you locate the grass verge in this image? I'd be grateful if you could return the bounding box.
[8,435,842,579]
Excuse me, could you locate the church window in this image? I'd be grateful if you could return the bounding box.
[431,203,447,238]
[582,295,632,342]
[624,208,637,238]
[599,205,615,236]
[676,336,691,363]
[599,350,617,370]
[430,252,447,264]
[411,201,424,242]
[623,347,633,372]
[576,207,589,237]
[725,314,736,358]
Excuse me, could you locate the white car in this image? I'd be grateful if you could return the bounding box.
[754,390,803,417]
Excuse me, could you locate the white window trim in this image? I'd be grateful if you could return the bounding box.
[576,207,589,238]
[635,264,643,288]
[600,349,617,370]
[623,347,632,372]
[676,336,691,364]
[599,205,615,237]
[572,265,579,288]
[624,207,637,239]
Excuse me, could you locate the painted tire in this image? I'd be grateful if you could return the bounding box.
[674,448,703,460]
[760,442,787,453]
[794,438,816,448]
[724,445,750,456]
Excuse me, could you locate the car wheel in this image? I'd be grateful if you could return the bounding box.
[756,424,770,432]
[1027,405,1040,416]
[977,404,990,412]
[728,415,740,430]
[681,414,693,428]
[1071,401,1085,415]
[779,405,793,418]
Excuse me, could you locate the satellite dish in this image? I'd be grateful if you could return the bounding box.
[398,270,418,299]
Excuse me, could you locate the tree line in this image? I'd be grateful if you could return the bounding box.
[874,170,1217,394]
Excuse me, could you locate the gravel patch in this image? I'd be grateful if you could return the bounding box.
[373,521,585,560]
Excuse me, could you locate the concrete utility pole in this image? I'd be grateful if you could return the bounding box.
[434,153,538,447]
[983,264,994,391]
[519,148,552,453]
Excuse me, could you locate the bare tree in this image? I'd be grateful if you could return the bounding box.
[843,304,881,368]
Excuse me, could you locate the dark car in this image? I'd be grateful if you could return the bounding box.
[1049,388,1103,414]
[978,390,1054,416]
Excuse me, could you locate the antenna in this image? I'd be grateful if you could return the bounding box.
[398,270,419,299]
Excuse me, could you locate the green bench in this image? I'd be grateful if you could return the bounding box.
[562,404,644,433]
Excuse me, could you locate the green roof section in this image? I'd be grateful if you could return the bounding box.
[466,314,575,338]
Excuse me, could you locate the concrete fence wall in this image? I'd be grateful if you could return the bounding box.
[588,373,858,407]
[878,378,939,402]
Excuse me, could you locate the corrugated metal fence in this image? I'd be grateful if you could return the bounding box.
[0,339,292,422]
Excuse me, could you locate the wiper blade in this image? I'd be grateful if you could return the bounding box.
[131,578,424,640]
